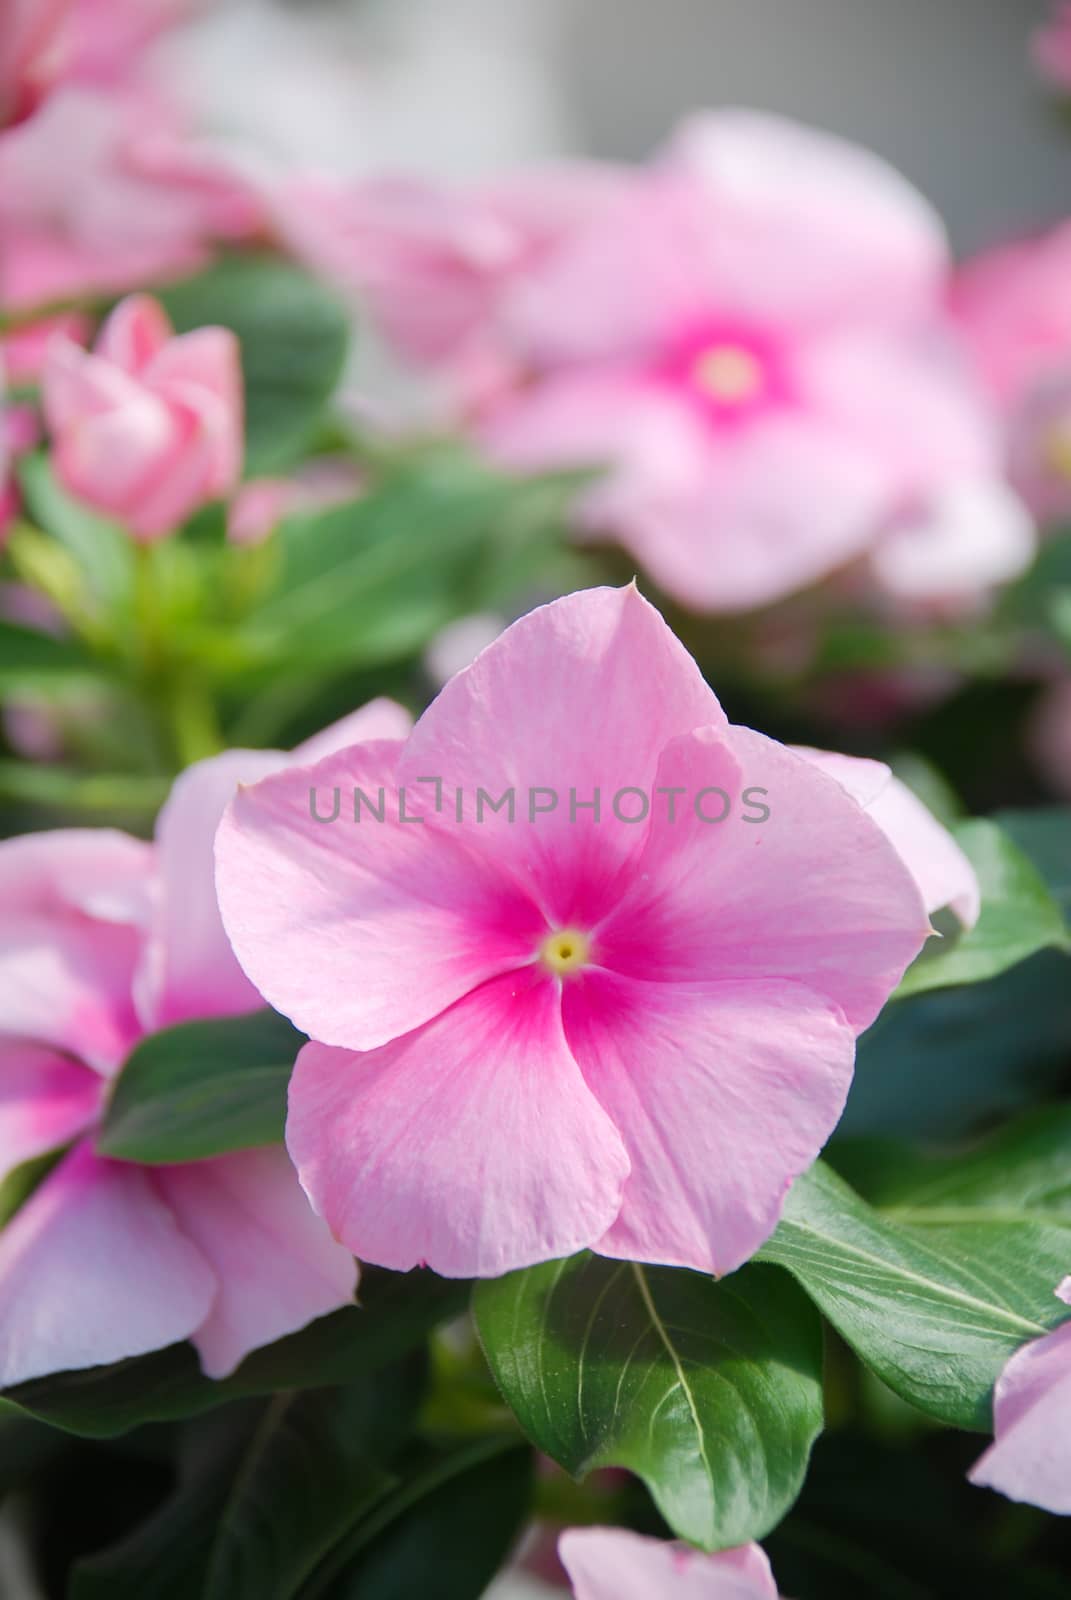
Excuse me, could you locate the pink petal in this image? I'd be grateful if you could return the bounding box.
[94,294,174,375]
[0,827,153,926]
[155,1146,358,1379]
[599,726,931,1031]
[137,749,290,1031]
[291,698,414,765]
[0,915,143,1073]
[659,110,947,326]
[793,749,981,929]
[398,586,725,925]
[0,1141,216,1387]
[565,970,854,1276]
[286,968,630,1278]
[0,1042,104,1183]
[869,479,1036,611]
[216,739,548,1053]
[560,1527,779,1599]
[969,1312,1071,1513]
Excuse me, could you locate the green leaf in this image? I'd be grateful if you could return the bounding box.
[759,1150,1071,1430]
[15,452,134,609]
[4,1266,468,1437]
[895,819,1070,999]
[0,618,100,693]
[996,807,1071,921]
[844,948,1071,1140]
[159,256,350,475]
[304,1436,532,1600]
[96,1009,301,1164]
[473,1257,823,1551]
[70,1362,422,1600]
[201,1386,398,1600]
[232,453,571,677]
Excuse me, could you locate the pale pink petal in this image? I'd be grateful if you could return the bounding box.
[286,969,630,1278]
[969,1309,1071,1513]
[870,479,1036,611]
[215,741,546,1053]
[398,586,726,925]
[291,698,413,764]
[599,726,931,1031]
[616,415,896,613]
[155,1146,358,1379]
[0,1042,104,1183]
[800,331,999,499]
[146,325,244,492]
[794,748,981,929]
[659,110,947,326]
[138,749,289,1031]
[560,1527,779,1599]
[0,1141,216,1387]
[0,916,143,1073]
[0,828,153,925]
[565,970,854,1276]
[501,180,718,367]
[94,294,174,375]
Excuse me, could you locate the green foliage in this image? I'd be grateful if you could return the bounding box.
[97,1009,302,1164]
[474,1256,824,1551]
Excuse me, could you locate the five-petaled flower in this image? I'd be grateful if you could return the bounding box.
[216,586,934,1280]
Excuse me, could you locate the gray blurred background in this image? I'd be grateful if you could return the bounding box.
[171,0,1066,252]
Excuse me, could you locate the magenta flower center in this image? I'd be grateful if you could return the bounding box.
[539,927,591,975]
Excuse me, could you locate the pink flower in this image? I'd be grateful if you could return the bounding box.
[1033,4,1071,90]
[792,748,980,930]
[952,225,1071,523]
[0,698,409,1387]
[559,1528,781,1599]
[968,1277,1071,1513]
[0,0,68,126]
[472,113,1004,612]
[0,84,261,312]
[41,293,242,542]
[227,459,364,545]
[216,586,930,1279]
[276,165,625,384]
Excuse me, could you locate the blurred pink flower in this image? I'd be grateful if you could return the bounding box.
[952,224,1071,523]
[560,1528,781,1599]
[42,292,242,541]
[216,586,930,1279]
[0,84,261,312]
[0,697,410,1387]
[1033,4,1071,90]
[968,1277,1071,1512]
[227,459,364,545]
[477,113,1004,613]
[276,165,625,392]
[0,0,68,126]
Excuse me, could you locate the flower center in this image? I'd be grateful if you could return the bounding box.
[539,927,591,975]
[1043,421,1071,482]
[691,343,765,404]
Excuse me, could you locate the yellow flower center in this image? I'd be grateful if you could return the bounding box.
[540,927,591,975]
[692,344,764,403]
[1043,421,1071,482]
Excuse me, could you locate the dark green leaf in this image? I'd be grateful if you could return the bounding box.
[0,618,99,692]
[159,257,350,475]
[759,1149,1071,1430]
[97,1009,302,1164]
[5,1267,467,1438]
[305,1436,532,1600]
[474,1257,823,1551]
[895,819,1069,998]
[996,807,1071,921]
